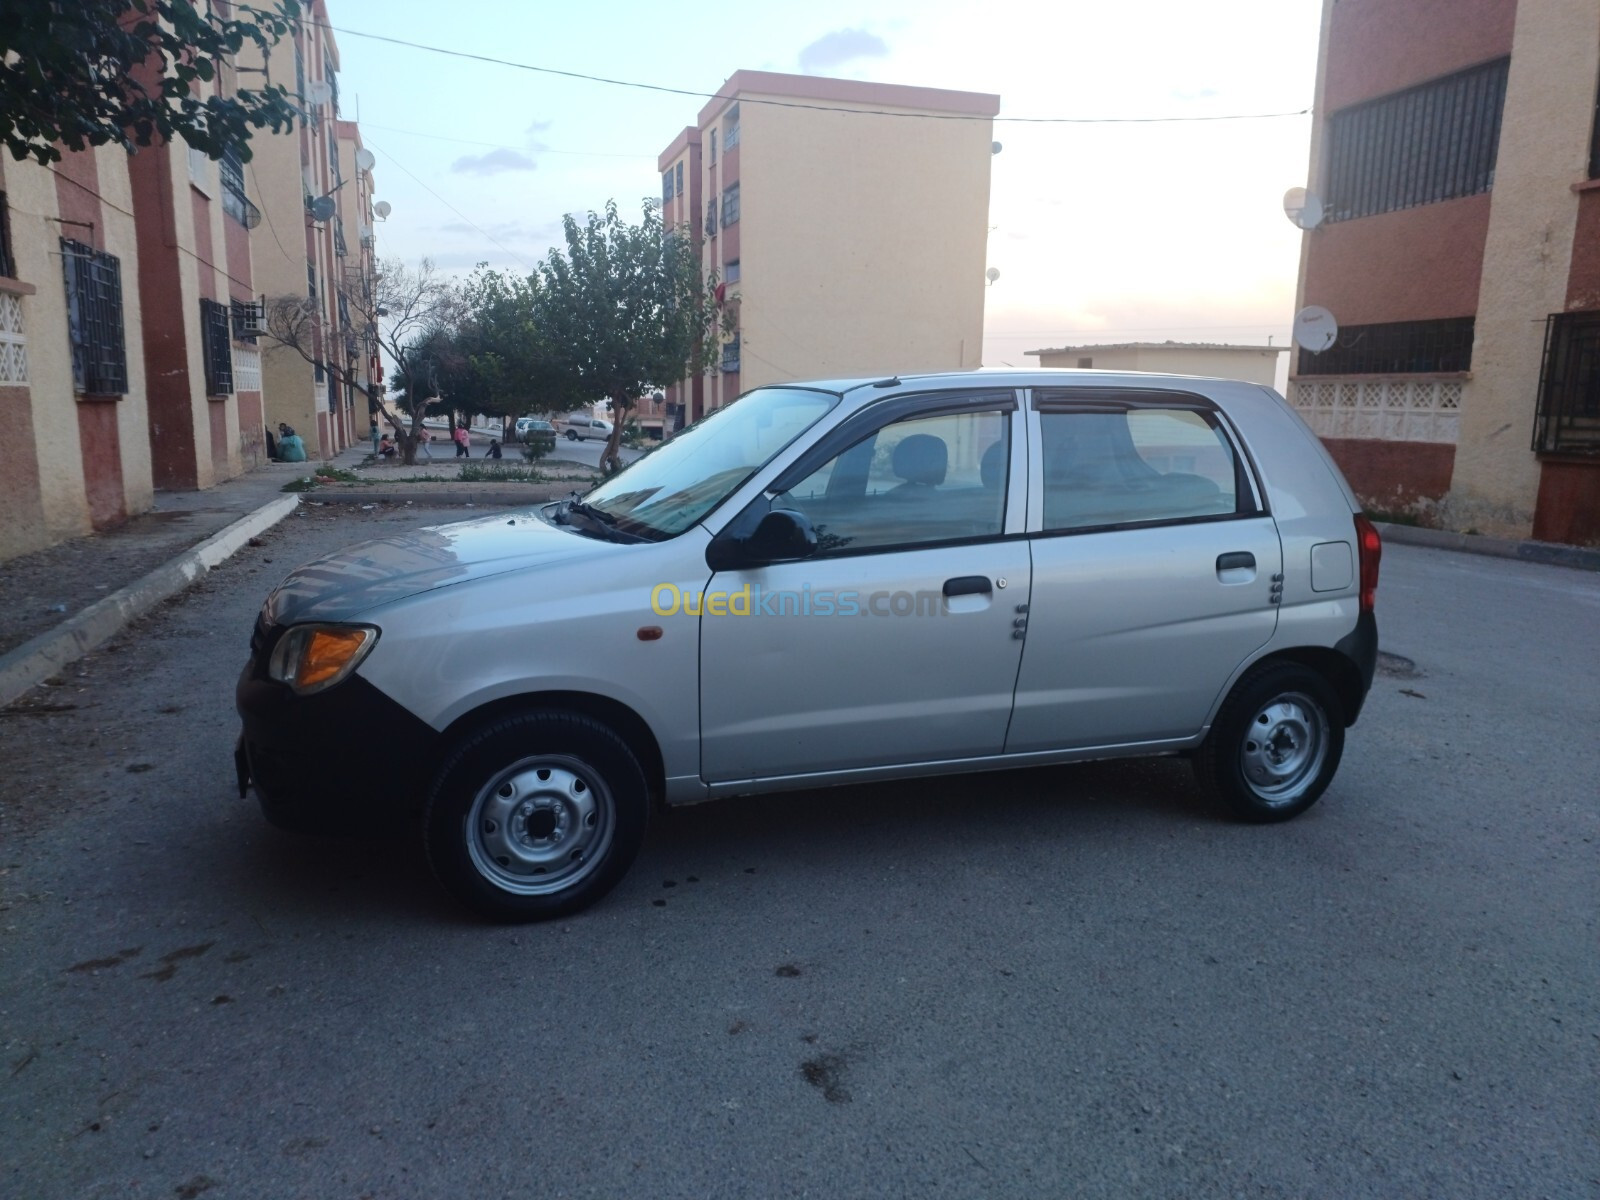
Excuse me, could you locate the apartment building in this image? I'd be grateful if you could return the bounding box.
[245,3,366,459]
[1289,0,1600,544]
[334,121,381,423]
[127,46,271,490]
[1027,342,1288,388]
[0,150,152,563]
[657,71,1000,423]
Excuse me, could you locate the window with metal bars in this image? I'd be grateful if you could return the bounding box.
[721,335,741,373]
[722,183,740,228]
[219,146,249,225]
[0,192,15,278]
[1324,58,1509,223]
[200,298,233,395]
[60,239,128,395]
[1296,317,1475,376]
[1533,311,1600,455]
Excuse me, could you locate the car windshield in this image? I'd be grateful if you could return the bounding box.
[580,387,839,539]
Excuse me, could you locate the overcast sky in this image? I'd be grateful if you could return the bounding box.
[325,0,1324,374]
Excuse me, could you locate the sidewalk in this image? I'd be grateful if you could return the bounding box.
[0,440,588,708]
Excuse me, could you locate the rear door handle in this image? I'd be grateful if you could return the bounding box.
[1216,552,1255,571]
[943,575,992,597]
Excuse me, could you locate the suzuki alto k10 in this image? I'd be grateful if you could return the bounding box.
[236,370,1380,921]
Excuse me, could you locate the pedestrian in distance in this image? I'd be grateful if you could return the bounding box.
[369,417,380,458]
[378,435,396,459]
[487,438,502,459]
[454,424,471,458]
[418,430,434,461]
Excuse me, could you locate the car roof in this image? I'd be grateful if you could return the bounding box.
[778,367,1258,394]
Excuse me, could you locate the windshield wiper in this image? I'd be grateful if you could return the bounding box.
[554,494,650,543]
[565,496,616,526]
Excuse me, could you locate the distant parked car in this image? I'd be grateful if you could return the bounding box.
[515,418,556,450]
[561,415,613,441]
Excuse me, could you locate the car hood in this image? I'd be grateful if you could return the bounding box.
[261,509,616,625]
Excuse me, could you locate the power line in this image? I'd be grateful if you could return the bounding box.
[363,137,536,270]
[314,20,1311,126]
[358,120,653,159]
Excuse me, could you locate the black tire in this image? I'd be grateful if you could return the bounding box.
[565,428,579,440]
[1195,662,1345,823]
[423,710,648,921]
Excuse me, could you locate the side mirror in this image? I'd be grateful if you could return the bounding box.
[707,507,817,570]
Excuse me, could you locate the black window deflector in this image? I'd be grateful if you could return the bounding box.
[1032,387,1219,413]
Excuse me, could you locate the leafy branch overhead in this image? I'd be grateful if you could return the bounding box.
[0,0,305,165]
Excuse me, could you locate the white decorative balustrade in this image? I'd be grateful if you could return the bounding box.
[232,346,262,393]
[0,293,28,385]
[1288,376,1462,444]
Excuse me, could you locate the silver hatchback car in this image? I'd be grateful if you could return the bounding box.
[237,370,1380,921]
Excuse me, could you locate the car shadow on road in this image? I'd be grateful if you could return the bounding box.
[218,756,1220,924]
[645,755,1222,863]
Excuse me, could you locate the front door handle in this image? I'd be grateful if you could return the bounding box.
[943,575,992,598]
[1216,552,1255,572]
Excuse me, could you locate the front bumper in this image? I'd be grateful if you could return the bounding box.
[236,658,440,834]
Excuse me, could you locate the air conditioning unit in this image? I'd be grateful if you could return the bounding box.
[232,297,266,339]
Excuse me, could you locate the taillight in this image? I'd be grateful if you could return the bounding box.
[1354,513,1382,613]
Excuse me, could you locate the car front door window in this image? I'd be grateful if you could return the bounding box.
[780,408,1010,554]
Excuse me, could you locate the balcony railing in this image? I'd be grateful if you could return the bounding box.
[1288,376,1462,444]
[0,293,28,384]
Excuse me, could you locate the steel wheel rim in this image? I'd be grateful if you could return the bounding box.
[1239,691,1328,804]
[464,755,614,895]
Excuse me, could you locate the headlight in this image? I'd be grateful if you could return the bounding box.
[267,624,379,695]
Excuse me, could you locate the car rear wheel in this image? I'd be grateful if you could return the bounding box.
[1195,662,1344,822]
[565,429,579,440]
[423,710,648,921]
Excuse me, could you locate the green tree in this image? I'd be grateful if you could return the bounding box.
[459,268,581,442]
[535,201,724,474]
[1,1,304,166]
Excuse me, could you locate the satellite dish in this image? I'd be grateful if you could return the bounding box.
[985,267,1001,284]
[1293,305,1339,353]
[991,141,1003,155]
[373,200,392,220]
[1283,187,1325,231]
[354,148,376,172]
[307,80,334,106]
[309,194,337,222]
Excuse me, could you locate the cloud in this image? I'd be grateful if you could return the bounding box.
[798,28,889,74]
[450,148,538,175]
[526,119,552,134]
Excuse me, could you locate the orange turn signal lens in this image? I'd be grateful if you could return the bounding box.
[268,624,378,695]
[297,628,375,690]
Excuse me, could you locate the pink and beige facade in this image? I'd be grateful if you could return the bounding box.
[0,149,152,562]
[246,1,366,459]
[1289,0,1600,544]
[657,71,999,425]
[0,1,379,566]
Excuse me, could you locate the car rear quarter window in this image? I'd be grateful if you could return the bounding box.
[1039,407,1242,532]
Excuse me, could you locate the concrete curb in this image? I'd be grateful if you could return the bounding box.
[1375,521,1600,572]
[0,494,301,709]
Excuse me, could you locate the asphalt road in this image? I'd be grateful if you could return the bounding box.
[1,506,1595,1199]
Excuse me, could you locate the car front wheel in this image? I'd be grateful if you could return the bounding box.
[1195,662,1344,822]
[424,710,649,921]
